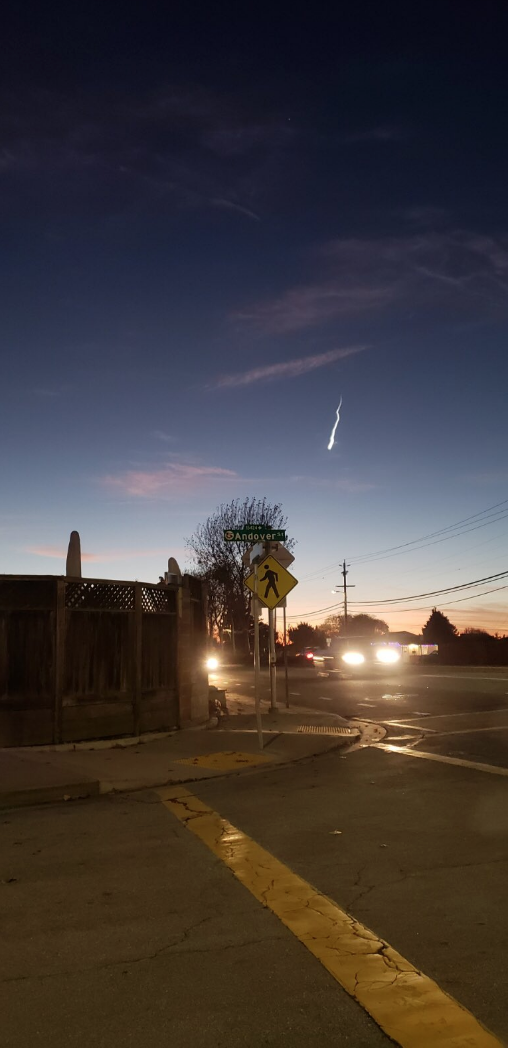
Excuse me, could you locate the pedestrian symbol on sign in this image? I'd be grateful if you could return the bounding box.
[244,554,298,610]
[260,564,279,600]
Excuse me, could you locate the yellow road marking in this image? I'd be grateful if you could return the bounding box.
[377,743,508,776]
[175,751,273,770]
[158,785,502,1048]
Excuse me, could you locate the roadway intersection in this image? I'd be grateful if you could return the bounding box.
[2,663,507,1047]
[216,663,508,772]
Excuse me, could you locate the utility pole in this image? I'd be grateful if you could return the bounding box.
[342,560,349,628]
[335,561,355,629]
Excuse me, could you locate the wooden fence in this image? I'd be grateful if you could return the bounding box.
[0,574,207,746]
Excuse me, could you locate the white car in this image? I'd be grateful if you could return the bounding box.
[313,638,402,677]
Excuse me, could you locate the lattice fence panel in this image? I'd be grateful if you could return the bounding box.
[65,582,135,611]
[141,586,176,613]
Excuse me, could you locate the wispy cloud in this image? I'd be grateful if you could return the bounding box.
[151,430,175,443]
[1,86,293,223]
[212,198,261,222]
[234,231,508,334]
[31,385,68,397]
[234,284,395,333]
[213,346,365,389]
[101,462,237,498]
[396,205,449,226]
[26,546,167,562]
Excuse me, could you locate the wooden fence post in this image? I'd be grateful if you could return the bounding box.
[53,579,66,744]
[133,582,142,735]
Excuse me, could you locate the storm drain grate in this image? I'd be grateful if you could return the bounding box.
[297,725,360,736]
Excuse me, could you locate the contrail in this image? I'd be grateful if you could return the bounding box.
[327,396,343,450]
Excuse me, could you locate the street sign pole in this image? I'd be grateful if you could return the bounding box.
[268,607,277,711]
[283,601,289,708]
[253,562,263,750]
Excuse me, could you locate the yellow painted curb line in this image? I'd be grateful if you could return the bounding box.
[158,785,502,1048]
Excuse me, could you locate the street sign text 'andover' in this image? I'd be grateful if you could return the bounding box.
[224,528,287,542]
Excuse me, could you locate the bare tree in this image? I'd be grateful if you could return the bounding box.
[186,497,294,653]
[321,614,344,637]
[344,613,389,637]
[320,613,388,638]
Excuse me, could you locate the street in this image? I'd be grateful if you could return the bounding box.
[216,663,508,771]
[1,665,508,1047]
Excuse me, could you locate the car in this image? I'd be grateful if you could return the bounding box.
[294,646,320,666]
[313,637,402,677]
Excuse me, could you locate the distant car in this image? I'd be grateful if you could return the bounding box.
[313,638,402,677]
[294,647,320,666]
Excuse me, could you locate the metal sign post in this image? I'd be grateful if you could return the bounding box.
[268,607,277,711]
[282,600,289,707]
[253,562,263,749]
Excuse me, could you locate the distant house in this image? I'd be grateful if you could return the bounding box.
[386,631,438,658]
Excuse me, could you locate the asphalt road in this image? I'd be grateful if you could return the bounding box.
[2,664,508,1047]
[216,663,508,771]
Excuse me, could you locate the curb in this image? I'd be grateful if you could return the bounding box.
[98,730,355,797]
[0,779,101,810]
[0,722,383,811]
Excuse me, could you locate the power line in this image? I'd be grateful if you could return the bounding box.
[286,569,508,620]
[286,583,508,621]
[351,511,508,567]
[349,570,508,606]
[349,584,508,615]
[351,497,508,563]
[300,510,508,581]
[299,496,508,582]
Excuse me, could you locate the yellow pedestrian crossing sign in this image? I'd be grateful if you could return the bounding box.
[245,555,298,610]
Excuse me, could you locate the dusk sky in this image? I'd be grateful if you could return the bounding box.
[2,4,508,633]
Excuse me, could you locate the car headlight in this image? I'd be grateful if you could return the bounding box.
[342,651,365,666]
[376,648,400,664]
[206,656,219,671]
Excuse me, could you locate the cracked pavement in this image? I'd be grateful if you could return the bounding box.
[2,695,508,1046]
[0,788,393,1048]
[195,745,508,1045]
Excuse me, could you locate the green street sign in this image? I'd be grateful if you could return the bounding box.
[224,527,287,542]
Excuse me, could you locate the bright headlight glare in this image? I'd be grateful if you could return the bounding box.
[206,656,219,671]
[376,648,400,664]
[342,651,365,666]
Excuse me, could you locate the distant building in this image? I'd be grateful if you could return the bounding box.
[387,631,438,658]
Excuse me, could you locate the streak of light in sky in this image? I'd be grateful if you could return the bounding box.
[327,396,343,450]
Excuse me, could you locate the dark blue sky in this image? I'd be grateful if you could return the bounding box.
[2,2,508,631]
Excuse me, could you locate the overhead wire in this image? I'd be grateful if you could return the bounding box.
[286,569,508,620]
[351,498,508,563]
[299,496,508,582]
[348,584,508,615]
[349,569,508,606]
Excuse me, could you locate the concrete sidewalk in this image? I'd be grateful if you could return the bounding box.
[0,704,372,809]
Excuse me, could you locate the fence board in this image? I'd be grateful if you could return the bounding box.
[64,610,131,700]
[0,575,200,744]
